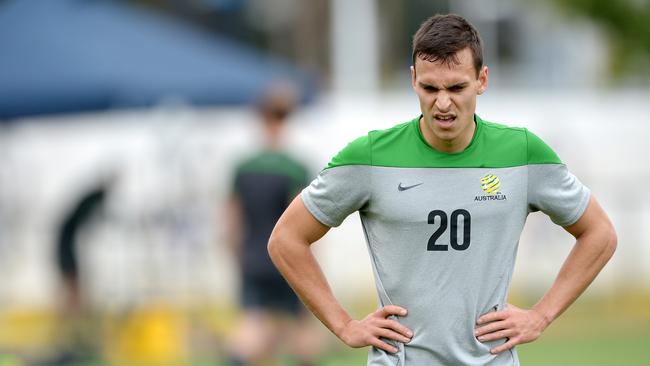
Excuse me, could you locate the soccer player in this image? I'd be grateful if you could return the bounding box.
[226,82,324,366]
[267,14,617,365]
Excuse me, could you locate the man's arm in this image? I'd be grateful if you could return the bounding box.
[475,195,617,354]
[224,197,243,260]
[268,195,413,353]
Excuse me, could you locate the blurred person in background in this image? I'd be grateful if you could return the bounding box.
[225,82,324,366]
[53,170,117,364]
[268,14,617,366]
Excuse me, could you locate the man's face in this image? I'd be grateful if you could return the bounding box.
[411,47,488,152]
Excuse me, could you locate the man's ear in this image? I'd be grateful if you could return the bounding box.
[410,65,416,90]
[477,66,489,95]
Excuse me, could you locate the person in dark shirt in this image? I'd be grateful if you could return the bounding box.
[57,185,107,309]
[54,171,116,363]
[225,83,324,366]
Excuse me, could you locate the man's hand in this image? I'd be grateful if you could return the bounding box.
[475,303,549,354]
[338,305,413,354]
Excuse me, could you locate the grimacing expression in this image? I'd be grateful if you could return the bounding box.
[411,47,488,152]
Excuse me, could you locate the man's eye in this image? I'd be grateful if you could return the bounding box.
[423,86,438,92]
[449,86,465,92]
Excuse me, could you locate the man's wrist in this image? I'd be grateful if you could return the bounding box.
[531,306,553,331]
[332,316,354,339]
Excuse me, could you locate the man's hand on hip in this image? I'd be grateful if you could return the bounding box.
[475,303,549,354]
[338,305,413,354]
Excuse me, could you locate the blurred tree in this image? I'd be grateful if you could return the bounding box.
[551,0,650,83]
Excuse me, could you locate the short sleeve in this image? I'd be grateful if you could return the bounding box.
[301,135,372,227]
[526,130,590,226]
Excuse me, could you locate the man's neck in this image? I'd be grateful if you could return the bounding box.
[419,116,476,154]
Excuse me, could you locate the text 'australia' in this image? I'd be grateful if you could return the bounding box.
[474,194,507,201]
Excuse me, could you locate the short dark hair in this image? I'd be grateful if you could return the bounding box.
[412,14,483,75]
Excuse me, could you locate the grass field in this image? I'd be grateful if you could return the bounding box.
[1,292,648,365]
[309,333,650,366]
[196,332,650,366]
[310,292,650,366]
[202,291,650,365]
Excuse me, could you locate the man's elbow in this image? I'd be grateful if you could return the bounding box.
[267,227,284,264]
[603,223,617,260]
[594,218,617,262]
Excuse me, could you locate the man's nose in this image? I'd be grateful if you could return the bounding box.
[435,92,452,112]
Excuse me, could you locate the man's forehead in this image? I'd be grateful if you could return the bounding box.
[415,48,474,69]
[414,49,475,80]
[414,62,474,84]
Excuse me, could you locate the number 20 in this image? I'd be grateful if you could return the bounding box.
[427,209,471,251]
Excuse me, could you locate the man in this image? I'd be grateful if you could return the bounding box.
[226,83,323,366]
[267,14,617,365]
[54,171,117,363]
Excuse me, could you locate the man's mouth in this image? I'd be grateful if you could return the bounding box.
[434,114,456,127]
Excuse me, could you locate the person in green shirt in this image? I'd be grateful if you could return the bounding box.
[226,83,324,366]
[268,14,617,366]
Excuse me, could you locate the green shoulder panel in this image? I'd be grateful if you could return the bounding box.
[367,120,418,165]
[472,120,528,168]
[525,129,562,164]
[326,134,372,168]
[369,116,530,168]
[325,116,561,169]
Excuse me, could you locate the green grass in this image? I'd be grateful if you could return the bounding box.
[2,292,648,365]
[518,335,650,366]
[305,334,650,366]
[308,292,650,366]
[3,325,647,366]
[214,331,650,366]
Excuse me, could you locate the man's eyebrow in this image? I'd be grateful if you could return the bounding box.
[447,82,469,88]
[418,82,439,88]
[418,81,468,89]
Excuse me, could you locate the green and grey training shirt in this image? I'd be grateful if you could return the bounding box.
[301,115,590,366]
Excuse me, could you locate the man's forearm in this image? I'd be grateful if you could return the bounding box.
[225,198,243,258]
[268,197,413,353]
[268,234,352,336]
[475,197,617,354]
